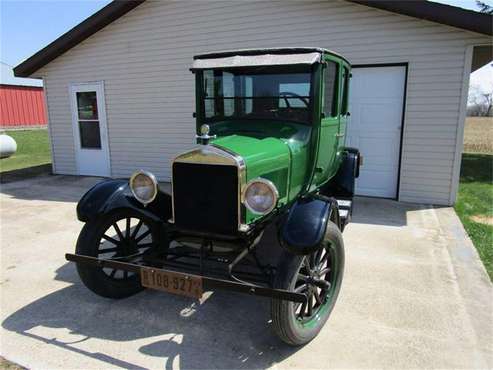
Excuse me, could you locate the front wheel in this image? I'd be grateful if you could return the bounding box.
[75,209,162,299]
[271,221,344,346]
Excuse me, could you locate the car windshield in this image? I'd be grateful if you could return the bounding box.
[201,68,312,125]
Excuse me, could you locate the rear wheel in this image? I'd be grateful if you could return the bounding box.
[75,209,161,299]
[271,221,344,346]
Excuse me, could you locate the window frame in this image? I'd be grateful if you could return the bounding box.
[75,91,101,149]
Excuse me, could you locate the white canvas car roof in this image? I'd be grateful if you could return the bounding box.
[191,47,347,70]
[192,52,321,70]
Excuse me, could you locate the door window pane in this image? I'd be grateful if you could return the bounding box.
[341,67,350,115]
[324,61,338,117]
[79,121,101,148]
[77,92,98,120]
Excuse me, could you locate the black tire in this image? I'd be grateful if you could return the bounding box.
[75,209,161,299]
[271,221,345,346]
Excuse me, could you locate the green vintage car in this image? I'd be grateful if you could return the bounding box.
[67,48,361,346]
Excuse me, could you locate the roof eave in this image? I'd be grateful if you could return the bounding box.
[349,0,493,36]
[12,0,492,78]
[0,83,43,88]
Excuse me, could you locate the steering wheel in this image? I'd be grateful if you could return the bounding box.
[279,92,309,108]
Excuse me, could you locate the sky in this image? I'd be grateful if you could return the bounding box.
[0,0,492,93]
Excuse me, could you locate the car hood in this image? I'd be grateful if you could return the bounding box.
[212,134,291,210]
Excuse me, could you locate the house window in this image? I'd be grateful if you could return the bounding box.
[76,91,101,148]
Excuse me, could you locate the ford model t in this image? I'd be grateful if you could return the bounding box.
[66,48,361,346]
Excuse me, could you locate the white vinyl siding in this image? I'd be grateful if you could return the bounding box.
[35,0,490,205]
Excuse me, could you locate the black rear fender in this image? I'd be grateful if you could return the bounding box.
[343,147,361,179]
[321,147,361,198]
[278,196,340,255]
[77,179,172,224]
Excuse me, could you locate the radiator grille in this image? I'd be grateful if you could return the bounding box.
[172,162,238,235]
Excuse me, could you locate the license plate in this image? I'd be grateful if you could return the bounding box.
[140,267,203,299]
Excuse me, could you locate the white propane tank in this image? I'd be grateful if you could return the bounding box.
[0,132,17,159]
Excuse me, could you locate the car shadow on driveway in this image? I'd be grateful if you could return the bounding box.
[2,262,300,369]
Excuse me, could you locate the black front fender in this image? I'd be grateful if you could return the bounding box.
[279,196,340,255]
[77,179,172,223]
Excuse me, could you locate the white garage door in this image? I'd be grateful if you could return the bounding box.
[346,66,406,198]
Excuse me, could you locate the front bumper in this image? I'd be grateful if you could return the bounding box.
[65,253,306,303]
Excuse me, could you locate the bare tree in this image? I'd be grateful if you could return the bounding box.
[476,1,493,14]
[468,84,493,116]
[482,92,493,116]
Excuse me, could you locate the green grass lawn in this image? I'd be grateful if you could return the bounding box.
[0,129,51,172]
[454,153,493,281]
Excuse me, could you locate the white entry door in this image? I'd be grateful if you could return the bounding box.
[70,82,110,176]
[346,66,406,198]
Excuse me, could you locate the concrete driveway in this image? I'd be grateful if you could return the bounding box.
[1,175,492,369]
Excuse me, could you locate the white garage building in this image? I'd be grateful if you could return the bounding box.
[15,0,492,205]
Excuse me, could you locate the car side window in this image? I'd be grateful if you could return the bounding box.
[341,67,350,116]
[324,61,338,117]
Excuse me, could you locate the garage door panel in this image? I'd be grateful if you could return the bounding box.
[347,66,406,198]
[352,70,405,98]
[357,169,398,198]
[352,104,400,128]
[358,137,400,163]
[359,103,403,127]
[361,157,398,171]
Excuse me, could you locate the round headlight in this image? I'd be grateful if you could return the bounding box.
[242,178,279,215]
[129,170,158,205]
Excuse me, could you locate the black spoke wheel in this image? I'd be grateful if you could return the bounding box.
[271,221,344,346]
[75,209,162,299]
